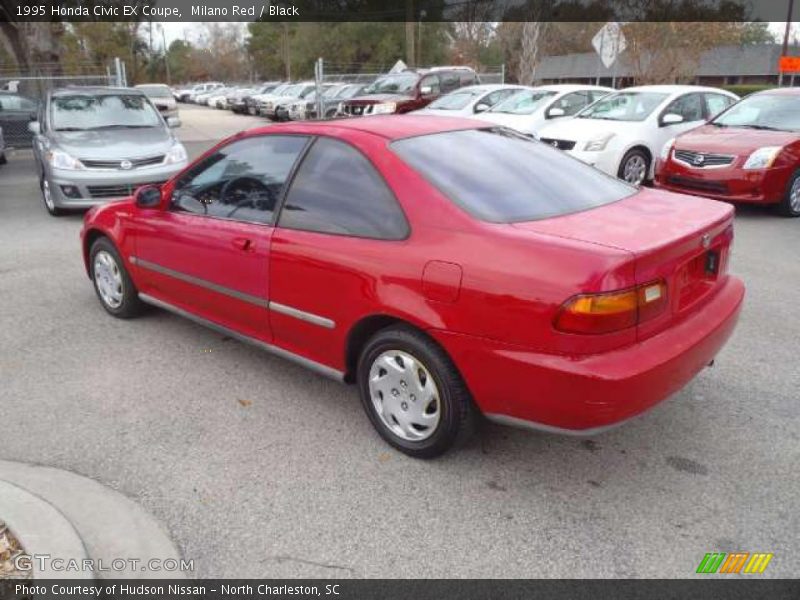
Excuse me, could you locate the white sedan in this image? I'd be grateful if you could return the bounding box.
[535,85,739,185]
[413,84,529,117]
[473,84,613,136]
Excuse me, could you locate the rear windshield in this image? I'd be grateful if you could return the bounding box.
[391,128,635,223]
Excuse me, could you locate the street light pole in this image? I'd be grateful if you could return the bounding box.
[160,24,171,85]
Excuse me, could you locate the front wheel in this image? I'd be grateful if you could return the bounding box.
[777,170,800,217]
[618,148,650,186]
[357,326,476,458]
[40,175,63,216]
[90,237,144,318]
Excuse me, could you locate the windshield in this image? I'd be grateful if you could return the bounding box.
[392,128,635,223]
[490,90,557,115]
[578,92,668,121]
[428,89,482,110]
[364,73,419,95]
[322,86,343,98]
[712,93,800,131]
[137,85,172,98]
[260,84,282,94]
[280,85,301,96]
[51,94,163,131]
[337,85,363,99]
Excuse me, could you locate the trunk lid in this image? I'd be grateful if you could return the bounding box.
[513,188,735,339]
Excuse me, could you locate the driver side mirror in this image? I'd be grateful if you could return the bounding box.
[28,121,40,134]
[474,103,491,113]
[166,116,181,128]
[661,113,684,126]
[134,185,162,208]
[547,107,566,119]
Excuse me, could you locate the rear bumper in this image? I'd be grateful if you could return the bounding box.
[433,275,745,433]
[655,160,789,205]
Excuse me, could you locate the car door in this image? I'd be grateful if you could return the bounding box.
[133,134,310,342]
[269,137,410,368]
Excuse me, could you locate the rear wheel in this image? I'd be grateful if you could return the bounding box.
[90,237,144,318]
[357,326,476,458]
[777,170,800,217]
[618,148,650,186]
[40,175,63,216]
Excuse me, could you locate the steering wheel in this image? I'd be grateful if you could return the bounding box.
[219,176,272,217]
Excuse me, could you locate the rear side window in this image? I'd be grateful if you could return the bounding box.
[391,128,635,223]
[279,138,409,239]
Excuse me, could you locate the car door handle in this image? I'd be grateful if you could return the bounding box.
[232,237,254,252]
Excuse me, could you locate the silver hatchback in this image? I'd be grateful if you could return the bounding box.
[30,87,188,216]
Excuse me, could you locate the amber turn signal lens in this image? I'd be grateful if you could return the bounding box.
[555,280,668,335]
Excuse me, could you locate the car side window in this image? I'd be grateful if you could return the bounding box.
[279,137,409,240]
[171,135,308,225]
[440,73,460,93]
[420,74,441,96]
[664,93,705,122]
[482,89,516,108]
[552,91,593,116]
[705,93,735,118]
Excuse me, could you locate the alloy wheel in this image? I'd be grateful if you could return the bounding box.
[368,350,441,442]
[623,155,647,186]
[790,177,800,213]
[42,179,55,212]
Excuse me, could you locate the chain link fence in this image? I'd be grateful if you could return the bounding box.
[0,61,121,148]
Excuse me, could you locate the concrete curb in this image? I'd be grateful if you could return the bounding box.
[0,461,186,579]
[0,481,91,579]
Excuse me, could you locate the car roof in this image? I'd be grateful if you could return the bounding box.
[617,84,734,95]
[536,84,613,92]
[51,86,144,97]
[451,84,527,93]
[247,114,486,141]
[756,86,800,96]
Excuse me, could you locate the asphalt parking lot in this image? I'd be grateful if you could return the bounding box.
[1,104,798,578]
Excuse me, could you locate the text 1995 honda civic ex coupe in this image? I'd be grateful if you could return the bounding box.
[81,116,745,458]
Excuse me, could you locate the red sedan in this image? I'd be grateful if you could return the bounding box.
[81,116,744,457]
[656,87,800,217]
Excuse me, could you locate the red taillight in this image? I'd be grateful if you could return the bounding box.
[554,280,668,335]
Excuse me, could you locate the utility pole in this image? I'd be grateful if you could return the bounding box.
[780,0,795,86]
[405,0,415,67]
[283,23,292,80]
[161,24,171,85]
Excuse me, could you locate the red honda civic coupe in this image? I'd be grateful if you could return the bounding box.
[81,116,745,457]
[656,87,800,217]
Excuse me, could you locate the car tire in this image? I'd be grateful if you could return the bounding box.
[357,325,477,458]
[777,169,800,217]
[618,148,650,186]
[40,175,64,216]
[89,237,144,319]
[0,152,7,165]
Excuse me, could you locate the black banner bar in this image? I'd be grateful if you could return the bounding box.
[2,580,800,600]
[2,0,800,22]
